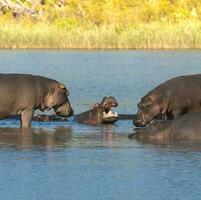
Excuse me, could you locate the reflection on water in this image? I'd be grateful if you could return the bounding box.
[0,127,71,149]
[133,137,201,152]
[2,124,201,152]
[0,123,134,149]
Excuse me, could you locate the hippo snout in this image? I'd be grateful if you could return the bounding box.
[133,111,153,127]
[56,105,74,117]
[56,108,73,117]
[53,99,74,117]
[133,118,146,127]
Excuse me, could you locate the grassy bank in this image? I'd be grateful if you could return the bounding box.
[1,0,201,49]
[1,20,201,49]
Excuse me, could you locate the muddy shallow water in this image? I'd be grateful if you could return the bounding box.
[0,50,201,200]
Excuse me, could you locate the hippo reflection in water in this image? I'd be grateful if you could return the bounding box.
[134,74,201,127]
[129,112,201,144]
[0,127,71,149]
[33,96,119,125]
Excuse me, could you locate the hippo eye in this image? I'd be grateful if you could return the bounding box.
[147,96,153,103]
[144,98,153,106]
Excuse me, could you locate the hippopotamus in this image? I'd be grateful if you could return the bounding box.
[33,96,119,125]
[0,74,73,127]
[134,74,201,127]
[75,96,118,124]
[129,112,201,143]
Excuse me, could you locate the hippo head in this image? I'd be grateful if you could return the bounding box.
[134,84,172,127]
[134,94,162,127]
[53,97,73,117]
[100,96,118,123]
[43,82,73,117]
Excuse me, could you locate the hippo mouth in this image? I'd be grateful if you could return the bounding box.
[102,103,118,121]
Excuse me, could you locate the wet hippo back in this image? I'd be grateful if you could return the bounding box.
[130,112,201,143]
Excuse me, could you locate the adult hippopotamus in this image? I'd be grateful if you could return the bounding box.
[129,112,201,143]
[134,74,201,127]
[33,96,119,125]
[0,74,73,127]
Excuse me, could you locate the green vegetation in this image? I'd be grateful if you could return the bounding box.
[0,0,201,49]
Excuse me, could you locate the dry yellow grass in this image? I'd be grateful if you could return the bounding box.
[0,20,201,49]
[1,0,201,49]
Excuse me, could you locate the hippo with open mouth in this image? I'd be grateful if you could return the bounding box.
[129,112,201,143]
[0,74,73,127]
[75,96,118,124]
[134,74,201,127]
[33,96,119,125]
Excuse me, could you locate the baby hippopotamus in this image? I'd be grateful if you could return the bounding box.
[75,96,118,124]
[33,96,118,125]
[129,112,201,143]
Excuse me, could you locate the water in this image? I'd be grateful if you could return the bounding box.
[0,50,201,200]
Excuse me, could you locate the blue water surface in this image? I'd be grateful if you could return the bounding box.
[0,50,201,200]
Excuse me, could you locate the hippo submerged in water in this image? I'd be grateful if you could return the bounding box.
[134,74,201,127]
[33,96,119,125]
[75,96,118,124]
[129,112,201,143]
[0,74,73,127]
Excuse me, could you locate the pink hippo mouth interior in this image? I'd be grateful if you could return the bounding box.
[102,103,118,120]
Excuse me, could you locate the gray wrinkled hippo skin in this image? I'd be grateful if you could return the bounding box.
[0,74,73,127]
[129,112,201,143]
[134,74,201,127]
[75,96,118,125]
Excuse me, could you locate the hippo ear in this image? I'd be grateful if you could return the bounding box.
[57,84,65,89]
[56,83,69,95]
[143,96,153,107]
[161,98,172,114]
[161,89,173,114]
[60,84,65,89]
[161,101,168,114]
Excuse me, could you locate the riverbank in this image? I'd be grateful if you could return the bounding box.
[0,20,201,50]
[1,19,201,49]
